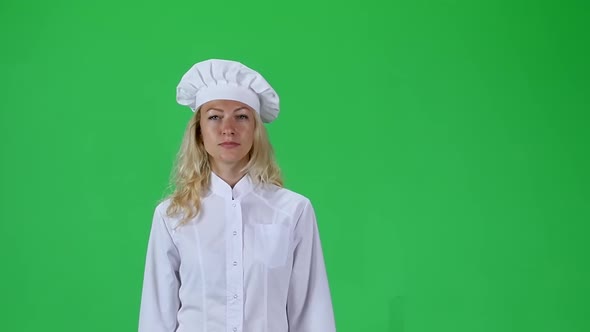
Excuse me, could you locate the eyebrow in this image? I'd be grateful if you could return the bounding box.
[205,106,249,113]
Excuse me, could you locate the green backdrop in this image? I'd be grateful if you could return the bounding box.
[1,0,588,331]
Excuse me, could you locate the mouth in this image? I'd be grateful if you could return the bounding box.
[219,142,240,148]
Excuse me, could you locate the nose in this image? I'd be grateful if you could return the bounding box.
[220,117,235,136]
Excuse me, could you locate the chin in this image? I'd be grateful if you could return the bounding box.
[218,154,249,165]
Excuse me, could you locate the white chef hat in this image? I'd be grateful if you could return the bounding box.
[176,59,280,123]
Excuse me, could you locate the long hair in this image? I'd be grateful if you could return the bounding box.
[164,108,283,225]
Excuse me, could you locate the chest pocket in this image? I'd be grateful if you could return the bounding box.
[254,223,291,268]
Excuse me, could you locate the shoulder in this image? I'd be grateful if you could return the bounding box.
[254,183,310,204]
[152,198,183,229]
[154,197,173,215]
[251,184,312,216]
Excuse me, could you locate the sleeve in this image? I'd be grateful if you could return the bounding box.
[138,206,181,332]
[287,200,336,332]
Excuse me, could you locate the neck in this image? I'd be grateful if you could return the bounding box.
[211,161,248,188]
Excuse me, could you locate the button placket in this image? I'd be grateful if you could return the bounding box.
[226,199,244,332]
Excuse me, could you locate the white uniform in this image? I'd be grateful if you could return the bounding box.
[138,172,336,332]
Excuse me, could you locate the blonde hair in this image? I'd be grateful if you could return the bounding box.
[164,108,283,225]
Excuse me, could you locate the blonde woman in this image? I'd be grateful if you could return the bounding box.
[138,59,336,332]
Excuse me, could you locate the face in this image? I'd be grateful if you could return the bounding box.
[199,99,256,171]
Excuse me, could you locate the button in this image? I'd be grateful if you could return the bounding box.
[233,294,238,299]
[233,231,237,236]
[233,328,237,332]
[232,203,236,207]
[233,261,237,266]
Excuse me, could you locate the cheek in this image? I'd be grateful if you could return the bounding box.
[200,127,216,148]
[244,126,255,145]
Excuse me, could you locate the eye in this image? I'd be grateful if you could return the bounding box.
[237,114,249,120]
[208,115,220,120]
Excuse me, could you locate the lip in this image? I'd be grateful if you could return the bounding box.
[219,142,240,148]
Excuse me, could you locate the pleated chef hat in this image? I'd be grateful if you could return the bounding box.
[176,59,280,123]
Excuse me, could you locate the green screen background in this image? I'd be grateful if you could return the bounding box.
[1,0,588,331]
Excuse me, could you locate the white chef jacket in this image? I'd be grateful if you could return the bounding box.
[138,172,336,332]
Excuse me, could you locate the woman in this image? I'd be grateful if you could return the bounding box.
[138,59,336,332]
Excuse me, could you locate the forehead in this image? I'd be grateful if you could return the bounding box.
[201,99,253,112]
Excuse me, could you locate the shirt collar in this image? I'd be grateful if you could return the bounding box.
[209,171,254,200]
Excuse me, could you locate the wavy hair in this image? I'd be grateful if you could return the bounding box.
[164,108,283,225]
